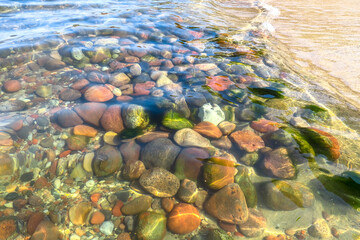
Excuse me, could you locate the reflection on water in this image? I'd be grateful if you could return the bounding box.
[0,0,360,239]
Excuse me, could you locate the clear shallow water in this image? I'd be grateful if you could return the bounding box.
[0,0,360,239]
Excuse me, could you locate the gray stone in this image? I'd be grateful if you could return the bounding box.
[198,103,225,125]
[173,128,211,148]
[139,168,180,197]
[141,138,180,170]
[100,221,114,235]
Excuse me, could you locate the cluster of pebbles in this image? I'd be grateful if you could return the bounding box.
[0,9,352,240]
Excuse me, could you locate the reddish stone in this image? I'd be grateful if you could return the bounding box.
[59,150,71,158]
[3,80,21,93]
[125,56,139,63]
[73,125,98,137]
[218,221,237,233]
[34,177,50,189]
[193,121,222,139]
[90,193,101,204]
[6,119,23,131]
[206,76,234,91]
[28,212,45,235]
[174,147,209,181]
[229,130,265,152]
[90,211,105,225]
[100,105,124,133]
[56,109,83,128]
[250,119,280,133]
[149,59,165,66]
[84,85,114,102]
[239,208,266,237]
[203,163,235,190]
[13,198,27,210]
[87,71,109,83]
[119,140,140,163]
[167,203,201,234]
[117,232,131,240]
[161,198,175,213]
[74,103,107,127]
[112,200,124,217]
[136,131,170,143]
[31,220,61,240]
[0,219,16,240]
[263,234,287,240]
[109,60,127,71]
[116,96,133,101]
[261,147,296,179]
[133,81,155,96]
[122,160,146,180]
[71,79,89,90]
[188,30,204,39]
[308,128,340,160]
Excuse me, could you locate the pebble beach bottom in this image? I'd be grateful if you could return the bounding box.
[0,1,360,240]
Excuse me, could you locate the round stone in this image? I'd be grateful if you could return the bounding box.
[84,85,114,102]
[167,203,201,234]
[57,109,83,128]
[3,80,21,93]
[69,202,92,226]
[66,135,89,151]
[139,168,180,197]
[121,195,152,215]
[173,128,211,148]
[93,145,123,177]
[140,138,181,170]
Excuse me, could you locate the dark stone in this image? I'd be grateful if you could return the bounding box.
[141,138,181,170]
[5,192,19,201]
[17,126,31,139]
[20,172,34,182]
[36,117,49,127]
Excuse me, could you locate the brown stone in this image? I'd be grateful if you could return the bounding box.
[66,135,88,151]
[109,73,131,87]
[117,233,131,240]
[119,140,140,163]
[87,71,109,83]
[71,78,89,90]
[6,119,23,131]
[174,147,209,181]
[100,105,124,133]
[211,136,232,150]
[250,119,280,133]
[122,160,146,180]
[218,121,236,135]
[161,198,175,213]
[139,168,180,197]
[28,212,45,235]
[0,219,16,240]
[56,109,83,128]
[74,102,107,127]
[73,125,98,137]
[13,198,27,210]
[40,56,66,70]
[90,211,105,225]
[239,208,266,237]
[84,85,114,102]
[34,177,50,189]
[205,183,248,224]
[261,147,296,179]
[229,130,265,152]
[218,221,237,233]
[3,80,21,93]
[0,153,13,176]
[203,163,235,190]
[167,203,201,234]
[30,220,60,240]
[121,196,152,215]
[133,81,155,96]
[136,131,170,143]
[68,202,92,226]
[59,88,82,101]
[193,121,222,139]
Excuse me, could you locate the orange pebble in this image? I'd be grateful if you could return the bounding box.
[59,150,71,158]
[90,193,101,204]
[112,200,123,217]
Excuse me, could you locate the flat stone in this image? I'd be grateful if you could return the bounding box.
[56,109,83,128]
[59,88,82,101]
[141,138,181,170]
[205,183,248,224]
[121,195,152,215]
[250,119,280,133]
[229,130,265,152]
[173,128,211,148]
[139,168,180,197]
[73,125,98,137]
[0,100,26,112]
[239,208,266,237]
[260,147,296,179]
[136,131,170,143]
[193,121,222,139]
[218,121,236,135]
[262,180,315,211]
[84,85,114,102]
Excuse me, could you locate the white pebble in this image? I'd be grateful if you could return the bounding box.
[100,221,114,235]
[86,180,95,188]
[53,178,61,189]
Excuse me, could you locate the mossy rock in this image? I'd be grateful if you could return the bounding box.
[207,229,234,240]
[301,105,331,124]
[162,110,193,130]
[234,166,257,208]
[66,135,89,151]
[135,211,167,240]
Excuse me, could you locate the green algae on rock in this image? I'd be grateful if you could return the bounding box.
[93,145,123,177]
[262,180,315,211]
[162,110,193,130]
[135,211,167,240]
[234,166,257,208]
